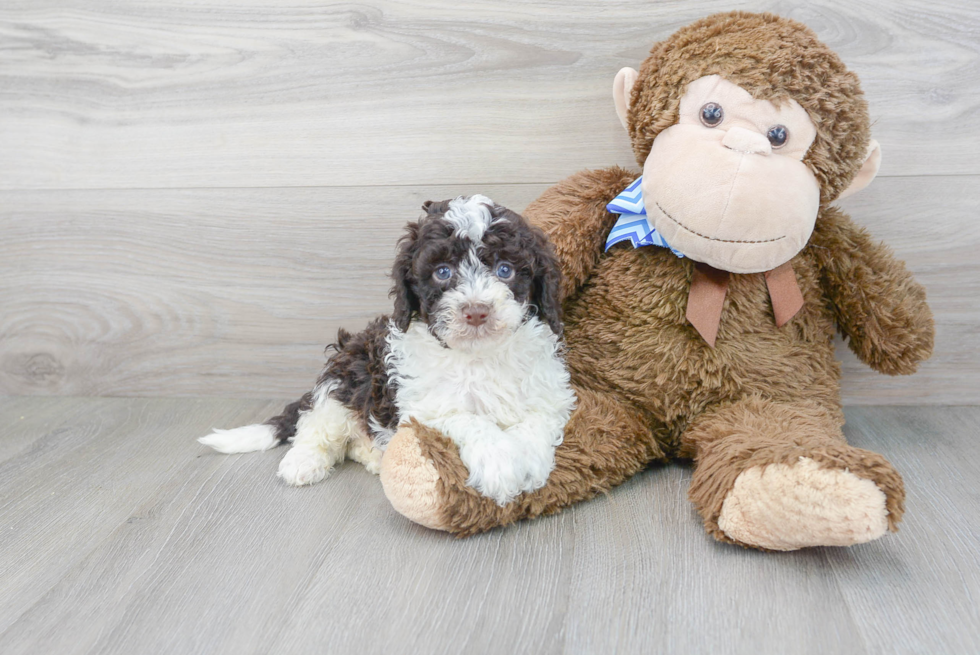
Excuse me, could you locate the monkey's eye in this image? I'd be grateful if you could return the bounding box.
[433,265,453,281]
[699,102,724,127]
[767,125,789,148]
[495,262,514,280]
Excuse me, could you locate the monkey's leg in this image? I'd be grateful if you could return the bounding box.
[683,396,904,551]
[379,388,665,536]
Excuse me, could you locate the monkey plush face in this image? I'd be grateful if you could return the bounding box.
[640,75,820,274]
[613,12,883,275]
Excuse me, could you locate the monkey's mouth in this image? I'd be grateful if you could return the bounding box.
[655,202,785,245]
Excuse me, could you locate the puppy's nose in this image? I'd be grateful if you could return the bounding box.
[462,303,491,327]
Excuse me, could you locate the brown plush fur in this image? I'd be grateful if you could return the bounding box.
[628,11,870,203]
[385,12,934,547]
[414,387,665,537]
[683,396,905,545]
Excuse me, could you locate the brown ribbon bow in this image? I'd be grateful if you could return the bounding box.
[686,261,804,347]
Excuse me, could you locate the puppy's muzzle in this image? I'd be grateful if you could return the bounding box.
[462,303,491,327]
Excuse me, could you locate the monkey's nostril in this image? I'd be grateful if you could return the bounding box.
[721,126,772,155]
[462,304,491,327]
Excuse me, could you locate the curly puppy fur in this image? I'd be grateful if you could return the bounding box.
[201,196,575,507]
[394,12,934,547]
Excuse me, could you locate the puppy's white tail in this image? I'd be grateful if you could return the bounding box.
[198,424,279,454]
[199,393,311,454]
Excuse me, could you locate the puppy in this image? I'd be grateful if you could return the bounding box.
[199,195,576,506]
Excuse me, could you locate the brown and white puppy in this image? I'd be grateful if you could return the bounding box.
[199,196,576,506]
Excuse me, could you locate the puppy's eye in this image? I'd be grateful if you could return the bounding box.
[767,125,789,148]
[700,102,724,127]
[495,262,514,280]
[433,265,453,281]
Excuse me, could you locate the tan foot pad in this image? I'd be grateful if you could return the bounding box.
[718,457,889,550]
[379,428,449,532]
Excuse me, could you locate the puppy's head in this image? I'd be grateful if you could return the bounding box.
[390,195,562,349]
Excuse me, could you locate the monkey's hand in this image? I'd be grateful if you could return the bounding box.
[523,166,638,301]
[809,207,934,375]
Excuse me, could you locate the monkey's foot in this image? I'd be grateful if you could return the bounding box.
[717,457,890,551]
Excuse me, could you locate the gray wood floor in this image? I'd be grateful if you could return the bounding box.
[0,397,977,654]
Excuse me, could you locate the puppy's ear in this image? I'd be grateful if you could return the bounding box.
[390,222,420,331]
[530,229,564,337]
[422,199,450,216]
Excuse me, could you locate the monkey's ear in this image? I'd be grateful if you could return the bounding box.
[838,139,882,200]
[613,67,639,130]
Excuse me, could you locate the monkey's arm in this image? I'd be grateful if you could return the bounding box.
[809,207,934,375]
[523,166,638,300]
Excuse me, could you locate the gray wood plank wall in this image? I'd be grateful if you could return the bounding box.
[2,0,978,402]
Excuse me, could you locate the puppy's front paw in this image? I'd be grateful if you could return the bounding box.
[459,439,548,507]
[277,446,332,486]
[346,436,384,475]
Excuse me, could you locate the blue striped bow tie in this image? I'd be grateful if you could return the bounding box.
[604,177,684,258]
[602,177,804,348]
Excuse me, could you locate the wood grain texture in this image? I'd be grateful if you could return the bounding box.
[0,396,284,641]
[0,398,977,654]
[0,184,547,398]
[831,407,980,654]
[835,175,980,404]
[2,176,975,402]
[1,0,976,401]
[1,0,978,190]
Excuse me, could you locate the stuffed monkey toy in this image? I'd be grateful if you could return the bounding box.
[379,11,935,550]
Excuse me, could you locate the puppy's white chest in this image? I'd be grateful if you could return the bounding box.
[385,320,575,507]
[425,359,516,416]
[387,323,544,427]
